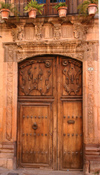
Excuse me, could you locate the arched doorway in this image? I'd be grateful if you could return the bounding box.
[17,55,83,170]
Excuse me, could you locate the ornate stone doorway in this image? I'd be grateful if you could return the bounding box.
[17,55,83,169]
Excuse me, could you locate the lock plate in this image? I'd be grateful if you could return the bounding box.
[67,120,75,124]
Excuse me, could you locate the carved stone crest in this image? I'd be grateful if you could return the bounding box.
[17,25,24,41]
[53,24,61,40]
[73,23,88,40]
[35,24,43,40]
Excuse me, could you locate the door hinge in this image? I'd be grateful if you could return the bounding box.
[50,105,52,111]
[59,58,60,64]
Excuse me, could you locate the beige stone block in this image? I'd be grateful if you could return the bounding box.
[84,93,88,107]
[92,52,98,61]
[0,144,2,148]
[2,30,12,43]
[0,108,3,129]
[94,28,99,39]
[86,33,94,40]
[83,92,86,112]
[83,61,88,71]
[12,63,17,140]
[61,25,73,38]
[83,106,88,138]
[43,24,53,39]
[6,158,13,169]
[83,86,88,95]
[3,63,7,109]
[93,93,98,107]
[0,158,7,168]
[0,45,4,63]
[83,70,88,90]
[90,161,100,173]
[88,28,93,33]
[93,106,98,136]
[95,33,99,40]
[2,144,14,149]
[0,153,14,158]
[24,24,35,40]
[1,149,14,153]
[93,61,98,71]
[98,107,100,130]
[99,134,100,143]
[94,71,98,93]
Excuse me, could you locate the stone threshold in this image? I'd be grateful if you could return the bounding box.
[0,168,84,175]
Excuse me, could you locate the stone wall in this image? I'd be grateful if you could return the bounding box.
[0,15,99,173]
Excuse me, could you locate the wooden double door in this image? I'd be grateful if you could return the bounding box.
[17,56,83,170]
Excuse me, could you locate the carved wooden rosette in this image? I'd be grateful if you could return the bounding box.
[6,62,13,141]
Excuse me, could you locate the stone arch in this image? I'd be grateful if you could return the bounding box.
[18,54,83,64]
[3,41,85,63]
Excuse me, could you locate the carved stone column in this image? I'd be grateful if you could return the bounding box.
[6,62,13,141]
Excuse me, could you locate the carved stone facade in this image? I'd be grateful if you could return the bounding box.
[0,16,99,173]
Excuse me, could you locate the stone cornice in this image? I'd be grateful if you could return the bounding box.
[1,15,99,25]
[3,40,99,62]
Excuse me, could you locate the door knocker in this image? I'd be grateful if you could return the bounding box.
[32,122,38,130]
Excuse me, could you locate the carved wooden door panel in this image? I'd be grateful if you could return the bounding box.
[17,57,55,168]
[18,104,52,167]
[17,56,83,169]
[58,58,83,170]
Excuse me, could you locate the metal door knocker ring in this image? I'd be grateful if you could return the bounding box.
[32,122,38,130]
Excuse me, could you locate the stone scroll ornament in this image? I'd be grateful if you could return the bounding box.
[19,60,52,96]
[62,59,82,95]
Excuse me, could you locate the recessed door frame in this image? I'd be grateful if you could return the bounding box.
[17,55,83,170]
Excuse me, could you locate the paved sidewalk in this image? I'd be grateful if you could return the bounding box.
[0,168,84,175]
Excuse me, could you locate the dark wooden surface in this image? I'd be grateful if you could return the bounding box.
[17,56,83,169]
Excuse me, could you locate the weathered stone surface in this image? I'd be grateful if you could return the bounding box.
[0,158,7,168]
[8,173,19,175]
[6,159,14,170]
[90,161,100,173]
